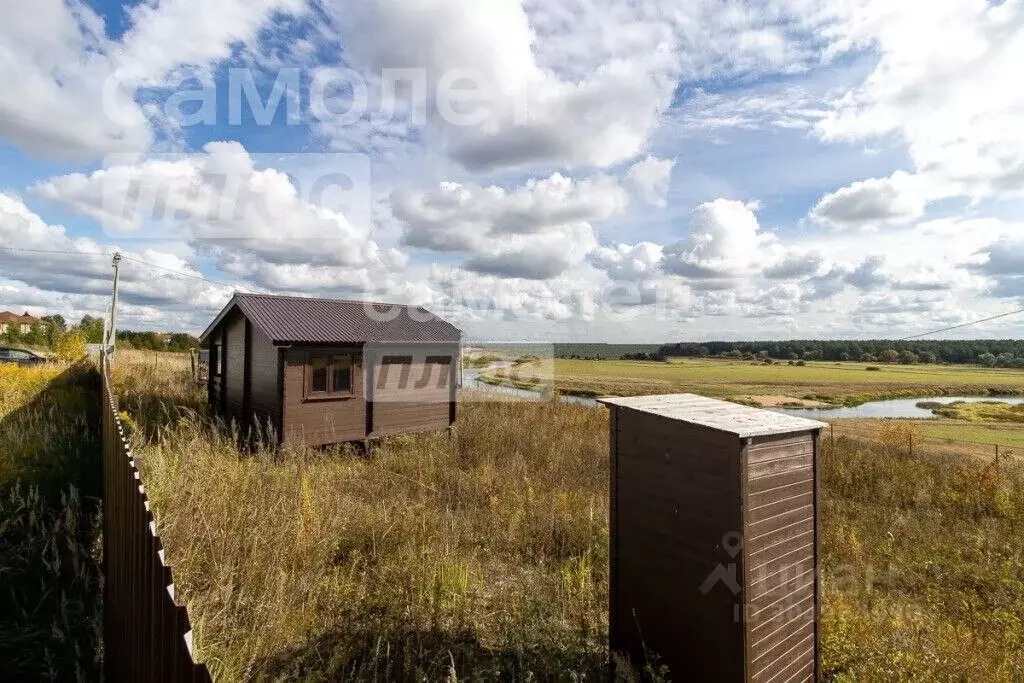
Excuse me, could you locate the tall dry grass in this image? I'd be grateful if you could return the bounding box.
[113,350,1024,681]
[820,434,1024,680]
[0,361,103,680]
[113,351,610,680]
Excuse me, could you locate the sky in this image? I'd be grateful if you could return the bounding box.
[1,0,1024,342]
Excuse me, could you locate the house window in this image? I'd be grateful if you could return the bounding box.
[306,353,353,399]
[213,343,223,376]
[425,355,451,365]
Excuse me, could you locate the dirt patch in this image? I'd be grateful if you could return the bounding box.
[743,394,831,408]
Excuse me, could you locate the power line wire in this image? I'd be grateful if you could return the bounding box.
[0,246,112,256]
[0,245,263,293]
[118,254,261,292]
[900,306,1024,339]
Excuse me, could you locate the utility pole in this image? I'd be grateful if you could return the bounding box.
[107,252,122,363]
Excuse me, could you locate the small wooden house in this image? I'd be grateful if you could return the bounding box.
[198,293,462,445]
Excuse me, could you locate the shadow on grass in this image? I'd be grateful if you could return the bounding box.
[0,364,102,681]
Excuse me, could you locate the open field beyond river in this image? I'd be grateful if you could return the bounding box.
[107,351,1024,680]
[484,357,1024,405]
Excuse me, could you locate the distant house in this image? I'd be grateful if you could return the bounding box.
[0,311,46,335]
[198,293,462,446]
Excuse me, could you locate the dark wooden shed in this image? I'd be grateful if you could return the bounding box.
[599,394,826,682]
[198,293,462,446]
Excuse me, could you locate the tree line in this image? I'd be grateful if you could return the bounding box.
[656,340,1024,366]
[2,314,199,352]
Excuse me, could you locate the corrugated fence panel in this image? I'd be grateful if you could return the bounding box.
[101,357,212,682]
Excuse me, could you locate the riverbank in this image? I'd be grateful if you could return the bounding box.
[477,357,1024,407]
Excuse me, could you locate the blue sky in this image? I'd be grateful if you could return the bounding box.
[1,0,1023,341]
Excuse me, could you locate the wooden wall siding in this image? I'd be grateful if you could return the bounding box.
[743,432,817,683]
[609,407,745,681]
[281,347,366,446]
[370,355,451,436]
[602,395,823,682]
[248,325,281,437]
[208,367,221,412]
[223,310,246,425]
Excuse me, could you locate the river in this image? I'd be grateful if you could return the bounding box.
[771,395,1024,420]
[461,362,599,406]
[462,363,1024,417]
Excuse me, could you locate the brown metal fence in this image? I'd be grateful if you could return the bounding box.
[101,356,212,682]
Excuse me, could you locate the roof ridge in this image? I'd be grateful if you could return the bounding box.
[235,292,431,311]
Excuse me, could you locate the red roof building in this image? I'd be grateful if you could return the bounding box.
[0,311,47,335]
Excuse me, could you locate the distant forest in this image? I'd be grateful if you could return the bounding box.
[546,340,1024,367]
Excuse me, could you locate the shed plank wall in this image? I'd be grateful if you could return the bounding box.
[611,407,744,681]
[368,347,457,437]
[281,347,366,446]
[743,432,816,683]
[248,326,280,436]
[608,398,820,683]
[223,310,246,425]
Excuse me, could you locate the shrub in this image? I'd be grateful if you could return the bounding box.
[876,419,922,455]
[865,366,880,371]
[54,331,87,361]
[898,350,919,365]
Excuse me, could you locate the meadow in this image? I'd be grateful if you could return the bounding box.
[484,357,1024,406]
[0,361,102,681]
[113,351,611,680]
[108,350,1024,681]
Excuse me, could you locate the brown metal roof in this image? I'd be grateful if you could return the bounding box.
[0,311,44,324]
[200,293,461,345]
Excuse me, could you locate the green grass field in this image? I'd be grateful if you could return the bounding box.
[918,421,1024,449]
[486,357,1024,405]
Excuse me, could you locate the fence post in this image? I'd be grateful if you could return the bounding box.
[829,423,835,449]
[996,444,1000,466]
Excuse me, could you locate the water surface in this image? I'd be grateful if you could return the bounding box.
[771,396,1024,420]
[462,363,1024,417]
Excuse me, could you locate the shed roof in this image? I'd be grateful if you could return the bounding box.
[598,393,827,438]
[199,293,461,345]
